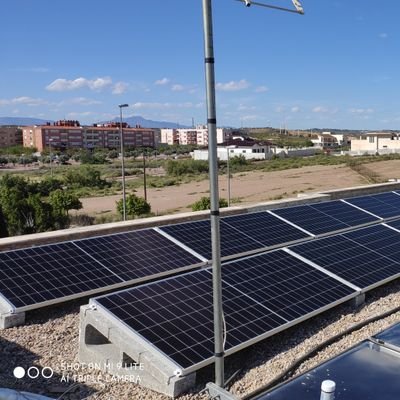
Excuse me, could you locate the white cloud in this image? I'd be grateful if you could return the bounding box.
[0,96,48,106]
[312,106,329,113]
[254,85,269,93]
[46,76,112,91]
[379,33,388,39]
[69,97,102,106]
[154,77,170,85]
[171,84,185,92]
[132,101,201,110]
[291,106,300,113]
[349,108,374,114]
[237,104,256,111]
[275,106,286,113]
[216,79,249,92]
[112,81,129,95]
[67,111,94,117]
[241,115,258,121]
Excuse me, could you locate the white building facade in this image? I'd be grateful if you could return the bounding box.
[350,132,400,155]
[160,126,232,146]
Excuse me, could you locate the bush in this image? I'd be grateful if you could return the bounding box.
[191,196,228,211]
[166,159,209,176]
[64,166,110,188]
[116,194,151,217]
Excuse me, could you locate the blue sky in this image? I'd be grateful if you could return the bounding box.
[1,0,399,130]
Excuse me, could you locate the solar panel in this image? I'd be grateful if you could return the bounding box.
[94,269,287,370]
[290,224,400,290]
[270,200,378,236]
[221,250,356,322]
[159,219,265,260]
[386,219,400,232]
[74,229,202,281]
[345,192,400,219]
[223,211,310,247]
[93,250,357,372]
[0,242,123,310]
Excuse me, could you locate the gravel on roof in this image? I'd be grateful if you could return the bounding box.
[1,280,400,400]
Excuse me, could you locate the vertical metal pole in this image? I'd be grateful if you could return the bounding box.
[49,140,53,178]
[119,108,127,221]
[202,0,224,388]
[143,150,147,202]
[227,148,231,207]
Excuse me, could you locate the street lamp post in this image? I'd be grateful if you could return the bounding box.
[202,0,304,397]
[143,149,147,202]
[119,103,129,221]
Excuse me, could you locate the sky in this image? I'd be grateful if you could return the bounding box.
[1,0,399,130]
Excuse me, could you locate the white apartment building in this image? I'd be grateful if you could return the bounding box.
[310,132,339,148]
[350,132,400,154]
[160,126,231,146]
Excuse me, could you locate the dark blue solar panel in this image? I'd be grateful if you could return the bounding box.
[95,269,287,369]
[271,200,378,235]
[75,229,202,281]
[291,225,400,289]
[386,219,400,232]
[160,219,265,260]
[221,250,356,321]
[223,212,310,247]
[0,243,123,309]
[345,192,400,219]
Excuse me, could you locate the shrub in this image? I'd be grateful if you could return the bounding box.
[191,196,228,211]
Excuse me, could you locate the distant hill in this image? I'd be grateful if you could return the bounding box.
[107,115,190,129]
[0,117,52,126]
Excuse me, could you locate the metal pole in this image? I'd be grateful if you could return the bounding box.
[202,0,224,388]
[119,107,127,221]
[143,150,147,202]
[227,148,231,207]
[49,140,53,178]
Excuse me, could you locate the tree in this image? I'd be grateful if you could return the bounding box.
[49,189,82,216]
[116,194,151,218]
[191,196,228,211]
[64,166,109,188]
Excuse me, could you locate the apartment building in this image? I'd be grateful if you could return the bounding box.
[0,126,22,147]
[23,120,156,151]
[160,125,232,146]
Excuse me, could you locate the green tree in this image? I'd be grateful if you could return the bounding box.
[116,194,151,218]
[191,196,228,211]
[49,189,82,216]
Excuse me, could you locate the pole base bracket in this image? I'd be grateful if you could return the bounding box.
[204,382,240,400]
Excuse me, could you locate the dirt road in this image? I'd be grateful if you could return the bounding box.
[76,160,400,217]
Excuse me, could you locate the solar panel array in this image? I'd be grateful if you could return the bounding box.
[94,250,357,371]
[2,188,400,340]
[0,229,203,312]
[91,190,400,374]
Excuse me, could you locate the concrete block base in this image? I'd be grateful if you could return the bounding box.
[352,293,366,308]
[79,305,196,398]
[0,311,25,329]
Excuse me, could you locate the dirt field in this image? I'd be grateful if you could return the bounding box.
[77,160,400,217]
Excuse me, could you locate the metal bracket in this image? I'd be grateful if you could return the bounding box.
[204,382,240,400]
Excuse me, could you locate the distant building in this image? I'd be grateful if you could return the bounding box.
[310,132,339,148]
[160,125,232,146]
[192,138,273,161]
[0,126,22,147]
[350,132,400,154]
[23,120,156,151]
